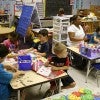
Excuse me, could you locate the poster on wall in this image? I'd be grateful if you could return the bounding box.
[14,4,23,16]
[70,0,74,5]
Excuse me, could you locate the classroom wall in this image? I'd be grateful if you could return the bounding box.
[73,0,100,14]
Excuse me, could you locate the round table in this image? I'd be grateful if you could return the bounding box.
[0,26,15,42]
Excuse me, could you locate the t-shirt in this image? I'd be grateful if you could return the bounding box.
[49,55,70,72]
[3,39,11,49]
[34,41,50,57]
[67,24,85,46]
[0,63,13,100]
[3,39,18,51]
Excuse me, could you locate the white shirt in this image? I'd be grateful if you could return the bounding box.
[67,24,85,46]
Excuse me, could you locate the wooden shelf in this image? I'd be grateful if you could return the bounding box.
[0,14,10,27]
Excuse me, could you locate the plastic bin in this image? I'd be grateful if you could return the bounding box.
[18,55,32,70]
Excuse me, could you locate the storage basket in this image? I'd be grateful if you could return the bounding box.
[18,55,32,70]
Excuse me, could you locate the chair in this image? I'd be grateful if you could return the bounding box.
[92,63,100,87]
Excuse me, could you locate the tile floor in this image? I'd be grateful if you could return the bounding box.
[23,67,100,100]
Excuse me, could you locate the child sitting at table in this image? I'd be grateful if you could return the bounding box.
[33,29,50,58]
[18,24,36,49]
[90,26,100,44]
[44,42,76,97]
[0,44,25,100]
[3,32,19,52]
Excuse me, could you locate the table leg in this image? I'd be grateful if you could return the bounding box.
[18,90,21,100]
[58,79,61,93]
[86,60,91,83]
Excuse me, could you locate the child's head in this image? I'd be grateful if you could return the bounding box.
[58,8,65,16]
[0,44,9,61]
[53,42,68,58]
[38,29,48,43]
[8,32,18,43]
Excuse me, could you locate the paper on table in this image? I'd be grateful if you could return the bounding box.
[37,66,51,77]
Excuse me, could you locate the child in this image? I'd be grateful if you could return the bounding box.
[90,26,100,44]
[3,32,19,52]
[0,44,25,100]
[44,42,76,97]
[33,29,50,57]
[19,24,35,49]
[57,8,65,16]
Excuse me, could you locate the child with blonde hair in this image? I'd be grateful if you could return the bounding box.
[44,42,76,97]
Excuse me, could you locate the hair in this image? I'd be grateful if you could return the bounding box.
[9,32,19,40]
[72,15,80,23]
[78,10,84,17]
[38,29,48,37]
[0,44,9,58]
[53,42,66,54]
[70,16,74,24]
[58,8,64,16]
[96,26,100,33]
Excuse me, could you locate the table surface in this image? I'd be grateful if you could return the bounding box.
[67,46,100,60]
[10,70,67,90]
[0,27,15,35]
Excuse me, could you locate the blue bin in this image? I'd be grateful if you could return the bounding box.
[18,55,32,70]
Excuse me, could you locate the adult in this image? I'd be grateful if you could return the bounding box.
[67,15,85,46]
[67,15,87,69]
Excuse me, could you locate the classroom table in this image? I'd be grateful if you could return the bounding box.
[67,46,100,83]
[10,70,67,100]
[0,26,15,35]
[7,51,67,100]
[0,26,15,42]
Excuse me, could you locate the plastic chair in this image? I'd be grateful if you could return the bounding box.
[92,63,100,87]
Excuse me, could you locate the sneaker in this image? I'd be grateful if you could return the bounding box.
[43,89,55,98]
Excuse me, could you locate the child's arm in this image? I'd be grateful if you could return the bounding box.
[94,36,100,43]
[45,61,69,71]
[4,64,17,72]
[35,52,46,57]
[49,65,69,71]
[6,53,18,58]
[12,70,25,79]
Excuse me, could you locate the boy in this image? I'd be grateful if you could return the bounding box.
[0,44,25,100]
[44,42,76,97]
[33,29,50,57]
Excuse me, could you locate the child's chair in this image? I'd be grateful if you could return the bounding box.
[92,63,100,87]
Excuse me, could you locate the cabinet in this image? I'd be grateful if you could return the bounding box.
[53,16,71,45]
[0,14,10,27]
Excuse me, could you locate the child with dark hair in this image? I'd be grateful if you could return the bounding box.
[57,8,65,16]
[0,44,24,100]
[3,32,19,52]
[33,29,50,57]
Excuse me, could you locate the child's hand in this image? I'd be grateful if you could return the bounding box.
[44,61,49,67]
[17,70,25,76]
[33,49,37,52]
[9,66,18,72]
[13,70,25,78]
